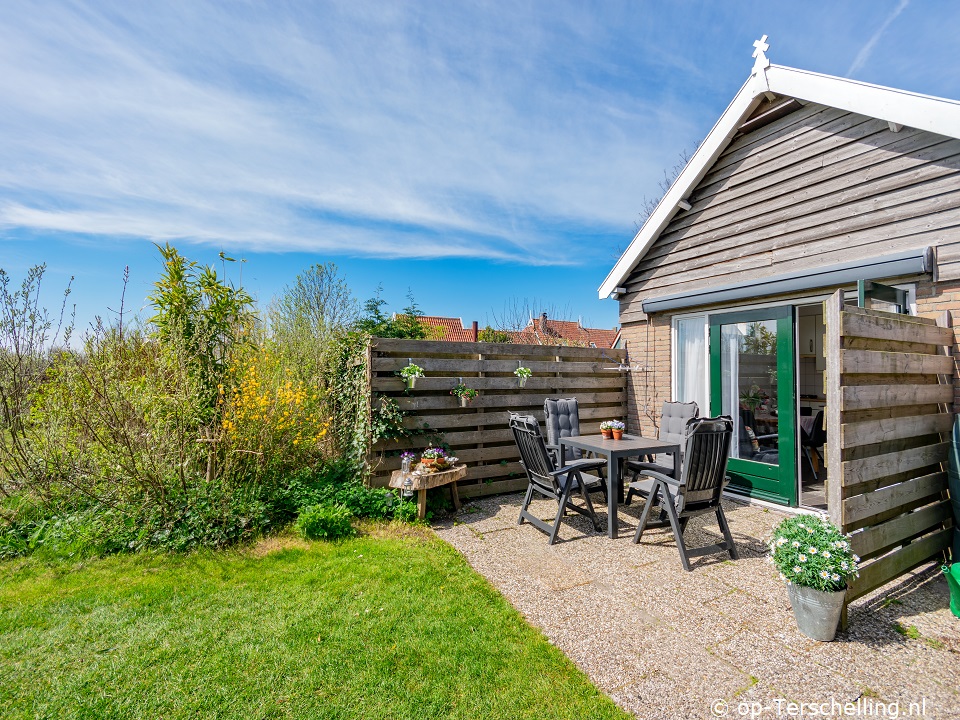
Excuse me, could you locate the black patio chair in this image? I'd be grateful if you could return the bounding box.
[629,415,738,571]
[624,400,698,505]
[543,397,608,502]
[509,413,604,545]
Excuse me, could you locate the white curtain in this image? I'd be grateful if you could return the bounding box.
[675,317,707,414]
[720,324,743,459]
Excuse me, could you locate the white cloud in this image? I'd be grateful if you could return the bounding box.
[0,1,694,264]
[846,0,911,76]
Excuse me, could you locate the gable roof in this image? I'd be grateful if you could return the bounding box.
[511,315,620,348]
[599,62,960,300]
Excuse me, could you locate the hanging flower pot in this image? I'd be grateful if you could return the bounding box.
[514,365,532,387]
[451,383,478,408]
[460,396,471,408]
[400,363,424,390]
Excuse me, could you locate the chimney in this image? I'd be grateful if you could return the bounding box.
[539,312,548,334]
[471,320,478,342]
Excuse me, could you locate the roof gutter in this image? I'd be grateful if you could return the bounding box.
[640,247,934,314]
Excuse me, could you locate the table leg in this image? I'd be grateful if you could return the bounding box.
[607,455,617,539]
[418,489,427,519]
[450,482,461,511]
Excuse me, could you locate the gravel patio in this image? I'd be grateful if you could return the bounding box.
[434,493,960,719]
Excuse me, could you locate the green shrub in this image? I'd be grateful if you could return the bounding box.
[393,500,419,524]
[295,504,355,541]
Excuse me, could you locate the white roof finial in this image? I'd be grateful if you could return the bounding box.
[752,34,770,73]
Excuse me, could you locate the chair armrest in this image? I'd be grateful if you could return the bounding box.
[629,468,681,488]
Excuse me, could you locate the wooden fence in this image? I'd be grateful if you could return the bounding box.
[366,338,628,497]
[824,291,955,603]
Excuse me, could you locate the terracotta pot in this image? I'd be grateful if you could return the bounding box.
[601,429,612,439]
[420,457,436,467]
[612,430,623,440]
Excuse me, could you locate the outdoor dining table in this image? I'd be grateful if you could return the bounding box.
[559,434,680,539]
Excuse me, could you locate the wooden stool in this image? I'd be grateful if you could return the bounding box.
[389,465,466,519]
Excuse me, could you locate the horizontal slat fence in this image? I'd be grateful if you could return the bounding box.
[824,291,954,604]
[366,338,628,498]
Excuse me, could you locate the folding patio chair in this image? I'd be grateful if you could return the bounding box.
[543,397,608,502]
[629,415,738,571]
[624,400,698,505]
[509,413,605,545]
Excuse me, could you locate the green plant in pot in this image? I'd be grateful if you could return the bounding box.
[399,363,424,389]
[769,515,860,641]
[450,382,479,407]
[514,365,532,387]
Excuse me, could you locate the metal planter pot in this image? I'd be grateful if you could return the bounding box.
[786,583,846,641]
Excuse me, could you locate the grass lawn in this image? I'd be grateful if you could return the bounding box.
[0,524,629,720]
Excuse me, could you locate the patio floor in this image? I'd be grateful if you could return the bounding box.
[433,492,960,719]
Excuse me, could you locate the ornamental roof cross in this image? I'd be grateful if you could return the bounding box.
[752,34,770,72]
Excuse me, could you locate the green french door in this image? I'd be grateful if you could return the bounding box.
[709,307,797,506]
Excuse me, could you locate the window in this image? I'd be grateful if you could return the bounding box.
[673,315,708,413]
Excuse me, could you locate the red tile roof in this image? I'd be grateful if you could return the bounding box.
[404,315,477,342]
[510,317,619,349]
[396,314,619,348]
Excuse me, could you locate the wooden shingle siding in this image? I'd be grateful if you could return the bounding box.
[621,103,960,321]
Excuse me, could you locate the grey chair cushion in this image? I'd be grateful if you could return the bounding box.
[655,401,699,466]
[543,398,582,461]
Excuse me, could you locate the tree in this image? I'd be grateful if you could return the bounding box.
[487,298,576,335]
[355,287,427,339]
[272,262,357,342]
[478,326,511,343]
[634,146,699,230]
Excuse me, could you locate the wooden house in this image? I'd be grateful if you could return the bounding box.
[601,42,959,602]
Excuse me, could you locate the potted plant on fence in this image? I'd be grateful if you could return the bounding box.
[769,515,860,641]
[450,382,479,407]
[514,365,532,387]
[400,363,424,389]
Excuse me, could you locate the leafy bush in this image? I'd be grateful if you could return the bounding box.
[295,503,355,541]
[393,499,419,524]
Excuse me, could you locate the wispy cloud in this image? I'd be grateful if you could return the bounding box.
[846,0,910,77]
[0,1,697,265]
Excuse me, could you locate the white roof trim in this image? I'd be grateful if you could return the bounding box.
[599,65,960,300]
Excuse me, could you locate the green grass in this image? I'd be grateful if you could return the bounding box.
[0,525,628,720]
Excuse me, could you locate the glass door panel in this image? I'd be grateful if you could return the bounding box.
[710,307,797,506]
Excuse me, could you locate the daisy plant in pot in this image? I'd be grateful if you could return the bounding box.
[514,365,532,387]
[599,420,624,439]
[450,382,479,407]
[399,363,424,389]
[769,515,860,641]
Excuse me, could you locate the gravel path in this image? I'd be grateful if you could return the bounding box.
[433,493,960,720]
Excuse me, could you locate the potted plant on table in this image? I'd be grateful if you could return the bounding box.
[599,421,614,439]
[419,447,449,471]
[514,365,533,387]
[400,363,424,389]
[769,515,860,641]
[607,420,625,440]
[450,382,479,407]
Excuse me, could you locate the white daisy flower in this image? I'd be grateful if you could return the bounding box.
[841,561,848,570]
[820,570,830,579]
[832,574,841,582]
[809,546,819,554]
[799,554,807,562]
[792,541,800,548]
[793,566,802,573]
[853,554,860,562]
[776,537,787,546]
[822,551,831,558]
[798,523,806,530]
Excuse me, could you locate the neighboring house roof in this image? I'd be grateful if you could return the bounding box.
[407,315,477,342]
[511,314,620,348]
[599,49,960,299]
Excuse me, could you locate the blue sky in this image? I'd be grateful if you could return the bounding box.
[2,0,958,334]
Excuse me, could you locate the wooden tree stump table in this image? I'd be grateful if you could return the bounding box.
[389,465,466,519]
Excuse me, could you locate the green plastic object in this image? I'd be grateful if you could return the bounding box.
[948,418,960,563]
[944,564,960,619]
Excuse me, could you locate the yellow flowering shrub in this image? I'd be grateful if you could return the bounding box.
[221,346,332,472]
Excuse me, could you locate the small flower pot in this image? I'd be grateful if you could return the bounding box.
[786,582,846,641]
[420,457,435,468]
[406,377,417,389]
[518,377,527,387]
[459,396,471,408]
[600,429,612,439]
[612,430,623,440]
